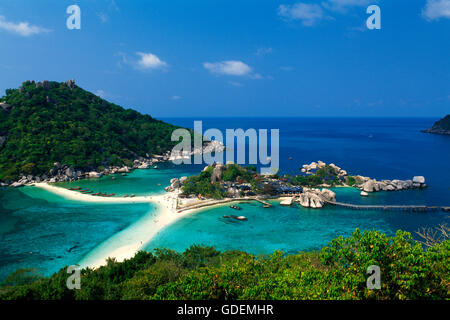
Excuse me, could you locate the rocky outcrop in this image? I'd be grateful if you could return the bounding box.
[88,171,102,178]
[296,188,335,209]
[36,80,50,90]
[211,163,225,183]
[298,192,324,208]
[10,182,24,188]
[357,176,425,194]
[320,189,336,202]
[165,178,181,192]
[422,115,450,135]
[179,176,188,184]
[301,161,348,177]
[66,79,76,89]
[227,187,241,198]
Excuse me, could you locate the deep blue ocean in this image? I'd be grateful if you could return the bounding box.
[0,117,449,280]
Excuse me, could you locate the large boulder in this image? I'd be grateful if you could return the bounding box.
[227,187,240,198]
[170,178,180,189]
[10,182,24,188]
[298,191,324,209]
[413,176,425,184]
[65,167,74,177]
[179,176,188,184]
[362,180,376,192]
[118,166,130,173]
[88,171,102,178]
[320,189,336,202]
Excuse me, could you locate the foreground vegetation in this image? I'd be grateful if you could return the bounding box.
[0,80,182,182]
[1,230,448,300]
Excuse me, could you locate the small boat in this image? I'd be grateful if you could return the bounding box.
[92,192,101,196]
[121,173,127,176]
[230,215,247,221]
[124,194,129,198]
[289,157,293,160]
[230,205,242,210]
[69,187,82,191]
[103,193,115,197]
[263,204,271,208]
[130,194,135,198]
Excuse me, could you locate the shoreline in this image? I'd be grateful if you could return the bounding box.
[34,183,197,269]
[33,183,252,270]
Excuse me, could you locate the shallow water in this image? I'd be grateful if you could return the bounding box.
[0,117,449,280]
[144,197,448,255]
[0,187,152,280]
[55,162,203,196]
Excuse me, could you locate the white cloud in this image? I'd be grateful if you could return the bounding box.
[0,15,50,36]
[323,0,372,11]
[422,0,450,20]
[278,3,324,26]
[136,52,168,70]
[203,60,252,76]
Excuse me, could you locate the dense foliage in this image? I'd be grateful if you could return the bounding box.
[0,81,182,181]
[181,164,260,199]
[1,230,448,300]
[285,165,343,187]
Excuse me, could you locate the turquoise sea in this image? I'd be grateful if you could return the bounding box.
[0,117,449,280]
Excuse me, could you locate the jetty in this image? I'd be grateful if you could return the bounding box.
[324,200,445,212]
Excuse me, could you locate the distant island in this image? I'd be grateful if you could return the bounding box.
[422,115,450,135]
[0,80,184,183]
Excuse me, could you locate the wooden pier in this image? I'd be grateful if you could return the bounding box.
[325,200,445,212]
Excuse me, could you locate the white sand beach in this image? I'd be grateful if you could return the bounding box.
[34,183,198,269]
[33,183,269,270]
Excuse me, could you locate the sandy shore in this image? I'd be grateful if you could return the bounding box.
[34,183,199,269]
[33,183,275,269]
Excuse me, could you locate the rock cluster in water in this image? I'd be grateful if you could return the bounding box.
[295,188,336,209]
[356,175,427,195]
[301,161,347,176]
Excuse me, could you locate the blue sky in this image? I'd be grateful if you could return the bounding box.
[0,0,449,117]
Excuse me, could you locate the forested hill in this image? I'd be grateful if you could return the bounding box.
[0,80,181,182]
[422,115,450,135]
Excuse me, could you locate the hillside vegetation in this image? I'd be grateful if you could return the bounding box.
[1,230,448,300]
[0,80,181,182]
